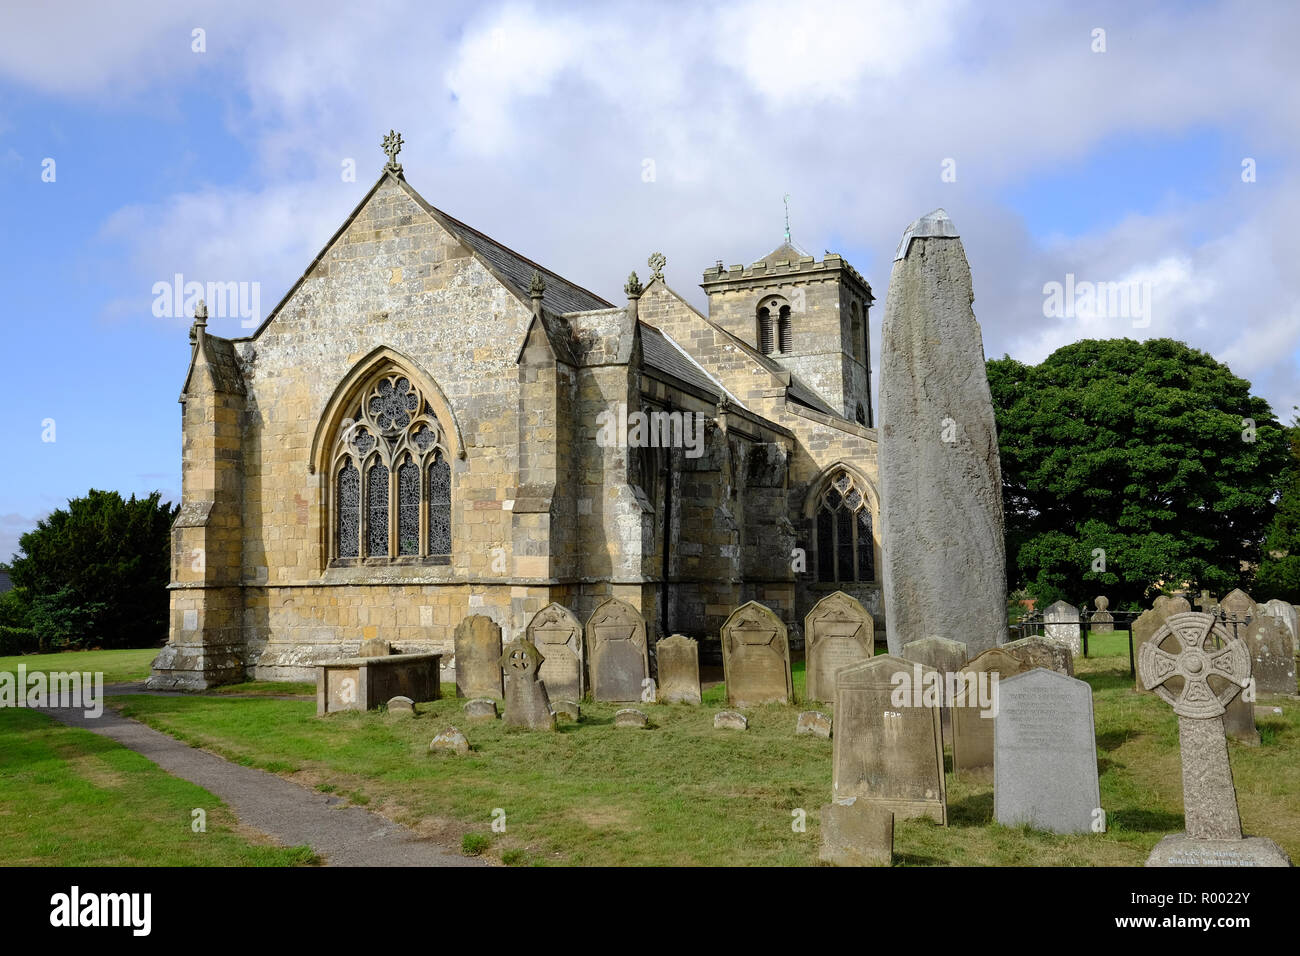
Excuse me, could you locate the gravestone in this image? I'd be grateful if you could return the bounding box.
[525,603,584,702]
[797,711,832,738]
[1091,596,1114,633]
[1133,597,1190,693]
[655,635,702,704]
[1219,588,1255,623]
[714,711,747,731]
[429,727,470,754]
[463,698,497,721]
[1262,599,1299,655]
[1242,614,1297,695]
[585,598,650,702]
[901,636,967,743]
[453,615,503,699]
[819,800,892,867]
[1139,611,1291,866]
[878,209,1006,660]
[614,708,648,729]
[499,638,556,731]
[994,668,1101,835]
[1043,600,1081,655]
[952,647,1030,773]
[552,699,581,721]
[833,654,946,825]
[720,601,793,707]
[386,695,415,716]
[804,591,874,703]
[1001,635,1073,676]
[359,638,391,657]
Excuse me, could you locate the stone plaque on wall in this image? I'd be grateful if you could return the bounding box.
[526,602,584,701]
[585,598,650,702]
[453,614,503,699]
[804,590,874,703]
[832,654,946,824]
[720,601,792,707]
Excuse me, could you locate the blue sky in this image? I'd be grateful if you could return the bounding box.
[2,0,1299,561]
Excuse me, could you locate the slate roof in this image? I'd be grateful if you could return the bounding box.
[639,323,737,404]
[398,179,613,317]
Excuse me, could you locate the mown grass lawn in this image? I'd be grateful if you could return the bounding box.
[105,645,1300,866]
[0,707,317,866]
[0,647,158,684]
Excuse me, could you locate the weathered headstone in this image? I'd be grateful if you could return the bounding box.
[1140,611,1291,866]
[1242,614,1297,695]
[900,636,967,674]
[585,598,650,702]
[819,800,892,867]
[614,708,648,729]
[993,669,1101,834]
[878,209,1006,660]
[463,698,497,721]
[952,647,1030,773]
[1219,588,1255,623]
[901,636,966,743]
[1001,635,1074,677]
[453,614,503,699]
[1043,600,1081,655]
[1090,595,1114,633]
[804,591,874,703]
[655,634,702,705]
[359,638,391,658]
[797,711,832,738]
[714,711,747,731]
[1262,599,1299,655]
[833,655,946,825]
[429,727,470,754]
[499,637,556,731]
[525,603,584,702]
[386,695,415,716]
[552,699,580,721]
[720,601,793,707]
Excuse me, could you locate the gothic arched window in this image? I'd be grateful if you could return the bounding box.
[815,469,874,583]
[331,372,452,563]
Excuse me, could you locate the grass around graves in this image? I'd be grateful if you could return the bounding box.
[0,707,318,866]
[0,647,157,684]
[101,644,1300,866]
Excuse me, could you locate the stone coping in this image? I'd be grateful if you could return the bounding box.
[320,652,442,668]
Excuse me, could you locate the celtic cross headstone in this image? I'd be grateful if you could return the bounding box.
[499,637,556,731]
[1139,611,1290,866]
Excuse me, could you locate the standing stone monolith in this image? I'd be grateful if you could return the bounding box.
[993,668,1101,835]
[804,590,874,703]
[1043,600,1081,656]
[878,209,1006,659]
[453,614,503,699]
[655,634,702,704]
[1140,611,1291,866]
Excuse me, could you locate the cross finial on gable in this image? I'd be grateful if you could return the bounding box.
[382,129,404,176]
[648,252,666,281]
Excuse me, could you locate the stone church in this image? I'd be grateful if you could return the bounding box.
[150,139,881,688]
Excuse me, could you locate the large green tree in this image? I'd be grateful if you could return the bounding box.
[987,339,1289,609]
[1255,411,1300,602]
[8,490,177,651]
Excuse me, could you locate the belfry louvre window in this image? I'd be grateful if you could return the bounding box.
[815,469,874,583]
[758,299,793,355]
[331,372,452,562]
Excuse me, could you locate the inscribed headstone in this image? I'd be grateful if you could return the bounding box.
[525,603,584,702]
[994,668,1101,835]
[720,601,793,707]
[453,615,503,699]
[804,590,874,703]
[1043,600,1081,655]
[952,647,1030,773]
[655,634,702,704]
[585,598,650,702]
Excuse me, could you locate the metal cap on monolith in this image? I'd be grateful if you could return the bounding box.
[878,209,1007,658]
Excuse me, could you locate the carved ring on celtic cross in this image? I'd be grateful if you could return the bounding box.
[1138,611,1250,719]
